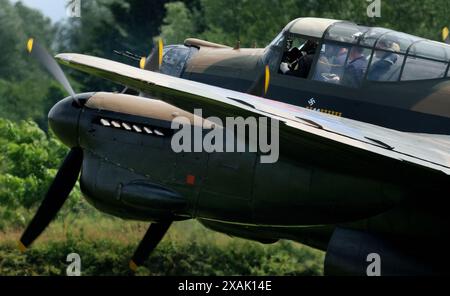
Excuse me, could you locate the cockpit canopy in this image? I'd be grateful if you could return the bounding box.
[160,45,199,77]
[266,17,450,86]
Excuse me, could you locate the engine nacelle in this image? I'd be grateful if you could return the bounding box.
[79,151,188,222]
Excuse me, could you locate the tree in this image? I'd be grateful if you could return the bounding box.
[160,2,196,44]
[0,0,66,129]
[0,0,27,80]
[158,0,450,48]
[56,0,198,91]
[0,118,83,229]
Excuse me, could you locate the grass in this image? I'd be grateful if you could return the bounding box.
[0,212,324,276]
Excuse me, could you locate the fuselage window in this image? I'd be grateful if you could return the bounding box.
[367,40,404,82]
[401,57,448,81]
[278,36,319,79]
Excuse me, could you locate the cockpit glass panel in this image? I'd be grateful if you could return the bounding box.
[277,36,319,79]
[367,51,405,82]
[312,43,350,82]
[401,57,447,81]
[360,27,392,47]
[409,40,450,62]
[376,32,423,54]
[263,33,286,71]
[325,22,370,44]
[269,31,285,48]
[312,43,370,88]
[160,45,198,77]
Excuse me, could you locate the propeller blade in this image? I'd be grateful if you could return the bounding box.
[142,39,164,72]
[247,65,271,97]
[26,38,76,101]
[443,27,450,44]
[120,39,164,95]
[131,39,164,96]
[18,148,83,251]
[129,222,172,271]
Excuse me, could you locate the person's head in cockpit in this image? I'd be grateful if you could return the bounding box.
[340,46,368,87]
[375,40,400,60]
[348,46,365,63]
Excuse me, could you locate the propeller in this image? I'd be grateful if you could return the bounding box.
[120,39,164,94]
[129,222,172,271]
[247,65,271,97]
[22,38,174,272]
[124,39,174,271]
[19,148,83,251]
[26,38,78,104]
[140,38,164,71]
[19,39,83,251]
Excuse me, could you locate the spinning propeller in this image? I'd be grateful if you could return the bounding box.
[19,38,172,271]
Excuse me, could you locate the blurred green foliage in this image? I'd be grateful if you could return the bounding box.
[0,238,323,276]
[0,118,84,230]
[160,0,450,46]
[0,0,65,128]
[0,218,324,275]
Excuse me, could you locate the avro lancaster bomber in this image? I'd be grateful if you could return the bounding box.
[18,18,450,275]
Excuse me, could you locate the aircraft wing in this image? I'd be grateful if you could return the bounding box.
[56,53,450,175]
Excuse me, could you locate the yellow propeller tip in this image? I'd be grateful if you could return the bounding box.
[18,241,27,253]
[158,39,164,68]
[27,38,34,54]
[264,65,271,95]
[129,260,138,272]
[443,27,449,41]
[139,57,146,69]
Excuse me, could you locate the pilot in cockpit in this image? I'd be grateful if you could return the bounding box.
[280,39,318,78]
[320,46,367,87]
[312,42,348,82]
[367,40,400,81]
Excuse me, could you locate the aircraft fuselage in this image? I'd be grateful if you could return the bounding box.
[180,46,450,134]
